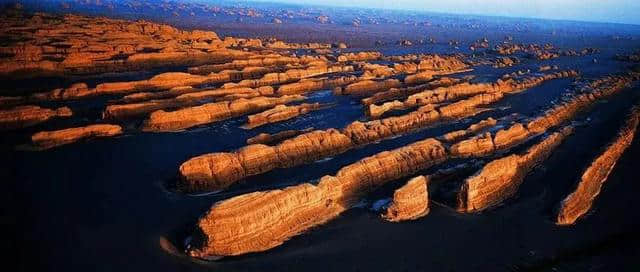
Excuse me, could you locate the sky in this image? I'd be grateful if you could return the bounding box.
[251,0,640,25]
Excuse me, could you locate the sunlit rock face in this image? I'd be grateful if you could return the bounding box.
[31,124,122,149]
[188,138,447,257]
[457,126,574,212]
[557,105,640,225]
[383,176,430,222]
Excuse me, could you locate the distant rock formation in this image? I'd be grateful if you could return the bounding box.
[556,105,640,225]
[0,105,71,130]
[246,128,314,145]
[31,124,122,149]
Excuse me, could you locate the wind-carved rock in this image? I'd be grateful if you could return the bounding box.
[361,76,470,106]
[30,124,122,149]
[142,95,305,132]
[457,126,574,212]
[0,105,72,130]
[276,76,358,95]
[178,71,578,192]
[441,117,498,142]
[221,65,354,89]
[188,138,447,258]
[557,105,640,225]
[382,176,430,222]
[242,103,328,129]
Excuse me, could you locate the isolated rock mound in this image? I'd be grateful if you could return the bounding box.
[382,176,430,222]
[31,124,122,149]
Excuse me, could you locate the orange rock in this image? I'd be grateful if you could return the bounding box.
[246,128,314,145]
[188,138,446,257]
[458,126,574,212]
[0,105,72,130]
[31,124,122,149]
[383,176,430,222]
[243,103,327,129]
[142,95,305,132]
[557,105,640,225]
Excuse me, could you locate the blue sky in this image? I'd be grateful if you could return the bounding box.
[251,0,640,25]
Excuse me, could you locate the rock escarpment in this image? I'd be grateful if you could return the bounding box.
[30,124,122,149]
[556,105,640,225]
[457,126,574,212]
[188,138,447,257]
[382,176,430,222]
[0,105,72,130]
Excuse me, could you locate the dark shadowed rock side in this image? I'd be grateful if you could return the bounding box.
[556,104,640,225]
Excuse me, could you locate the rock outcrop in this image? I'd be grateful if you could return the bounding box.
[382,176,430,222]
[246,128,314,145]
[0,105,72,130]
[142,95,305,132]
[102,86,274,119]
[242,103,327,129]
[177,71,579,192]
[556,105,640,225]
[30,124,122,149]
[457,126,574,212]
[188,138,447,257]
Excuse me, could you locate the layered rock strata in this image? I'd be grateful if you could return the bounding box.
[31,124,122,149]
[382,176,430,222]
[457,126,574,212]
[178,72,577,192]
[556,105,640,225]
[0,105,72,130]
[142,95,305,132]
[188,138,447,257]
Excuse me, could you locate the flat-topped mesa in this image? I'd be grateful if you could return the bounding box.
[242,103,327,129]
[441,117,498,142]
[276,76,359,95]
[337,51,383,62]
[102,86,274,119]
[382,176,430,222]
[188,138,446,258]
[30,124,122,150]
[141,95,305,132]
[458,126,574,212]
[557,105,640,225]
[368,70,578,118]
[0,12,242,77]
[221,65,354,89]
[339,79,403,97]
[246,128,314,145]
[0,105,72,131]
[361,76,470,106]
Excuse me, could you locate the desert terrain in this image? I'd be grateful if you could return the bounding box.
[3,1,640,271]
